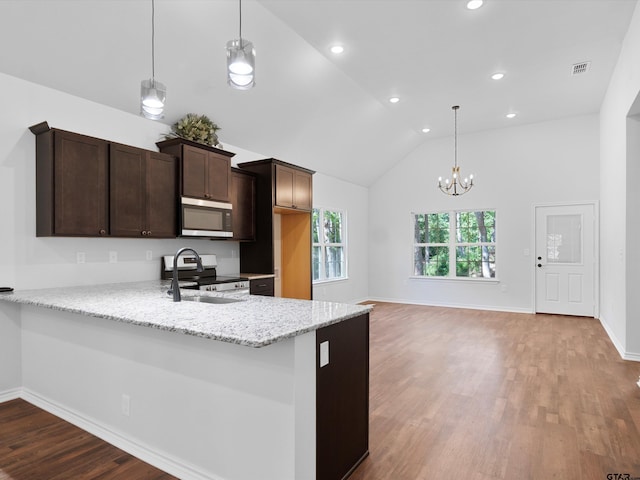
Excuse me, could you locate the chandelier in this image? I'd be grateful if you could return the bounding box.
[438,105,474,196]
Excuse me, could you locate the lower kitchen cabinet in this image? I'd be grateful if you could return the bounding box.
[249,277,274,296]
[316,313,370,480]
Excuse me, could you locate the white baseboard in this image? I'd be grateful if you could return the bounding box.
[365,296,533,314]
[595,315,640,362]
[20,389,224,480]
[0,387,22,403]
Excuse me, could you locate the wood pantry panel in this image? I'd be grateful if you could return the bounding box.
[281,212,312,300]
[53,130,109,236]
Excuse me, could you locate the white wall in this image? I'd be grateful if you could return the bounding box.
[312,172,369,304]
[368,115,600,312]
[0,302,21,400]
[600,0,640,359]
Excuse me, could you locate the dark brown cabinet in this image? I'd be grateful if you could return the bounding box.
[238,159,315,300]
[31,124,109,237]
[110,144,177,238]
[275,164,313,211]
[157,138,234,203]
[249,277,274,296]
[316,313,370,480]
[231,168,256,241]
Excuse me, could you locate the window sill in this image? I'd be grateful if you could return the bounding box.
[313,277,349,286]
[409,276,500,284]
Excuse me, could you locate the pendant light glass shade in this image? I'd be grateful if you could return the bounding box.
[140,78,166,120]
[226,39,255,89]
[227,0,255,90]
[140,0,165,120]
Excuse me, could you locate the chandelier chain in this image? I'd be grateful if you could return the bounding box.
[151,0,156,82]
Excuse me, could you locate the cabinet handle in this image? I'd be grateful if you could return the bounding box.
[99,229,106,235]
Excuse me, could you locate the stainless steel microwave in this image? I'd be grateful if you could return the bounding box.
[180,197,233,238]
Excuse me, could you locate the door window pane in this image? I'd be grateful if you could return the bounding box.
[546,214,581,264]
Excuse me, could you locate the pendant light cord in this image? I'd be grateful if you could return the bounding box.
[239,0,243,46]
[151,0,156,82]
[453,105,459,168]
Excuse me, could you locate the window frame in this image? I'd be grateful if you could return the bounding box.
[312,207,348,284]
[410,209,498,281]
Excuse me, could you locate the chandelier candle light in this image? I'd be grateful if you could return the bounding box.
[140,0,166,119]
[438,105,474,196]
[226,0,255,90]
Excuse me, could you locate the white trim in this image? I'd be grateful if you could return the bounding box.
[598,314,640,362]
[0,387,22,403]
[20,389,223,480]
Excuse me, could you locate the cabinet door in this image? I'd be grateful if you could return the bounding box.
[146,152,177,238]
[54,131,108,236]
[249,277,274,296]
[206,153,231,202]
[182,144,208,199]
[231,170,255,241]
[275,164,295,208]
[110,144,146,237]
[293,170,313,211]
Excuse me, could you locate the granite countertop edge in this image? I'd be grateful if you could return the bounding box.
[0,281,372,348]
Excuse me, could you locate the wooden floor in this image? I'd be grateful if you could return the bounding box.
[0,399,176,480]
[2,303,640,479]
[350,302,640,480]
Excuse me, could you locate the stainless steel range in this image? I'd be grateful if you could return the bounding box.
[161,254,249,293]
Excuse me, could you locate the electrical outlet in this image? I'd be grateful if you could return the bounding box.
[109,251,118,263]
[76,252,86,264]
[231,249,237,258]
[121,394,130,416]
[146,250,153,261]
[501,284,508,293]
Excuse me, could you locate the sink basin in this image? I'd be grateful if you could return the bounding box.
[182,296,244,305]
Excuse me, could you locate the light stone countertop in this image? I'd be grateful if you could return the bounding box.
[0,280,372,348]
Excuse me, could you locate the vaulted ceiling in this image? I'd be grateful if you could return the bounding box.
[0,0,635,186]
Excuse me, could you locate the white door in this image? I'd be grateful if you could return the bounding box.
[535,204,595,316]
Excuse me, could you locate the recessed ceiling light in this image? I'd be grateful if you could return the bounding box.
[491,72,505,80]
[506,113,516,119]
[421,128,431,133]
[467,0,483,10]
[330,45,344,54]
[389,97,400,104]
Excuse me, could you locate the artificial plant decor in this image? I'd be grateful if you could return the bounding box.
[166,113,221,147]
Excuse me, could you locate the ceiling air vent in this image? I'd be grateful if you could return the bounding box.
[571,61,591,76]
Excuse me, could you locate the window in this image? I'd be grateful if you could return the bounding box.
[312,208,346,282]
[413,210,496,278]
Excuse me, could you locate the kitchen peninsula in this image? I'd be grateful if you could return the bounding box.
[0,282,371,480]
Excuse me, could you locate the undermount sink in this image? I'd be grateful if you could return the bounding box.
[182,296,244,305]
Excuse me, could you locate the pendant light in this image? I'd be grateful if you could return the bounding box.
[140,0,166,119]
[226,0,255,90]
[438,105,474,196]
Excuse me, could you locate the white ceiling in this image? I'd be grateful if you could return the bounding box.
[0,0,636,186]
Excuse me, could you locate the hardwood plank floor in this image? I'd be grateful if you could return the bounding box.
[350,302,640,480]
[0,399,177,480]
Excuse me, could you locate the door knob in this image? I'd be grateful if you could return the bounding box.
[537,263,542,268]
[537,256,542,260]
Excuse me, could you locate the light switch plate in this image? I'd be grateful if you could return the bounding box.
[320,341,329,367]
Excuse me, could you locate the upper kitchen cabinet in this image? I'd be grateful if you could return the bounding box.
[230,167,256,241]
[110,144,177,238]
[156,138,234,203]
[30,123,109,237]
[275,163,313,211]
